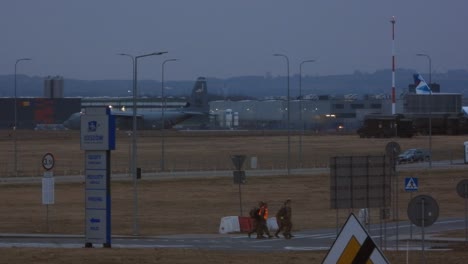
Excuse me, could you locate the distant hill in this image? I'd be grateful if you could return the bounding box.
[1,69,468,99]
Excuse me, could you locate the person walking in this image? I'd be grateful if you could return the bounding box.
[275,199,293,239]
[247,201,262,238]
[257,202,273,239]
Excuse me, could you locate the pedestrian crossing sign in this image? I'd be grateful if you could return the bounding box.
[405,177,419,192]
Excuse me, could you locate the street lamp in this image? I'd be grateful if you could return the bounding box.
[416,54,432,84]
[273,53,291,176]
[416,53,432,168]
[14,58,31,176]
[118,51,167,235]
[161,59,177,171]
[299,59,315,168]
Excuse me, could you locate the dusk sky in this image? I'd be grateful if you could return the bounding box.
[1,0,467,81]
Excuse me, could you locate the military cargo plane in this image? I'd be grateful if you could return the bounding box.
[63,77,209,130]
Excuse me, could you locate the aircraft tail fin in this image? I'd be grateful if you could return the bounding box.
[187,77,209,113]
[413,73,432,95]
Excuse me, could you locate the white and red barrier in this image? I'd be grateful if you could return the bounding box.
[218,216,278,234]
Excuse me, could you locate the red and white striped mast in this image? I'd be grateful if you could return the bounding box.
[390,16,396,114]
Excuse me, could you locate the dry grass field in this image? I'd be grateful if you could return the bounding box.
[0,130,466,176]
[1,130,468,263]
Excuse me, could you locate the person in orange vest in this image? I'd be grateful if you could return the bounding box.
[275,199,293,239]
[257,202,273,239]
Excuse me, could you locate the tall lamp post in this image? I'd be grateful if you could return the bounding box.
[161,59,177,171]
[273,54,291,176]
[14,58,31,176]
[299,59,315,168]
[118,51,167,235]
[416,53,432,168]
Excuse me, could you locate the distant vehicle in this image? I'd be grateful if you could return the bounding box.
[63,77,209,130]
[357,114,414,138]
[397,148,430,164]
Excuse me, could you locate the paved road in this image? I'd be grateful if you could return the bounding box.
[0,217,465,250]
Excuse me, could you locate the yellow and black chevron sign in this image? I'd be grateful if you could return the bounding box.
[322,213,388,264]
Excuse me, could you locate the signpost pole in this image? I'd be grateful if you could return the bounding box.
[456,180,468,245]
[410,192,413,240]
[46,204,49,232]
[421,198,426,259]
[41,153,55,233]
[385,142,401,251]
[395,167,399,251]
[405,177,419,241]
[238,174,243,216]
[231,155,246,216]
[465,185,467,244]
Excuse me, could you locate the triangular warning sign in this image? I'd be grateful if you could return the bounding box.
[231,155,246,171]
[322,213,389,264]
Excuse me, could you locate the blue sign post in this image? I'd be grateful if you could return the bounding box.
[80,107,115,248]
[405,177,419,240]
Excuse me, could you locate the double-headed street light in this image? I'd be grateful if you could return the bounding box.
[118,51,167,235]
[299,59,315,168]
[161,59,177,171]
[273,54,291,176]
[14,58,32,176]
[416,53,432,168]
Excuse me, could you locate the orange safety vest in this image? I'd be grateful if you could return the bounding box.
[258,206,268,220]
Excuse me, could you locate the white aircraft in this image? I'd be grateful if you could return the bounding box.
[63,77,209,130]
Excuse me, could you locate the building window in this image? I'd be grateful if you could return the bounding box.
[334,104,344,109]
[351,104,364,109]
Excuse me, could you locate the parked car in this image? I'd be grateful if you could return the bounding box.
[397,148,430,164]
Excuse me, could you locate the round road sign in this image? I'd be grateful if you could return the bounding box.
[407,194,439,227]
[42,153,55,171]
[456,179,468,198]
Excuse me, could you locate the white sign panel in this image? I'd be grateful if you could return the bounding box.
[85,151,108,189]
[86,171,107,189]
[86,190,107,209]
[85,152,107,170]
[85,150,110,245]
[80,107,115,151]
[42,177,55,205]
[81,115,112,150]
[85,209,108,244]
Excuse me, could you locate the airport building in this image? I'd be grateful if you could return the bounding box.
[0,76,80,130]
[209,96,397,131]
[2,77,465,132]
